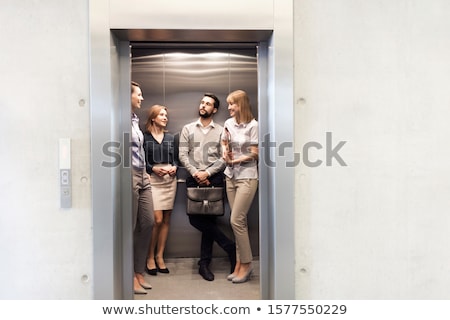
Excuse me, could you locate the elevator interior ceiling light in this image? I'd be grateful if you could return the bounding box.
[165,52,230,59]
[132,52,257,93]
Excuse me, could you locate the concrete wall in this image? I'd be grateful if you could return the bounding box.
[0,0,92,299]
[2,0,450,299]
[294,0,450,299]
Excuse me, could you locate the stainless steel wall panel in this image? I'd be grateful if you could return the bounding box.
[91,0,295,299]
[132,49,260,258]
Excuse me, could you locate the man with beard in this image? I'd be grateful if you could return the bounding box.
[178,93,236,281]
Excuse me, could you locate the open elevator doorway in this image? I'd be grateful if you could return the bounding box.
[130,42,261,300]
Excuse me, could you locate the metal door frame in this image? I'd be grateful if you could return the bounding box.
[89,0,294,300]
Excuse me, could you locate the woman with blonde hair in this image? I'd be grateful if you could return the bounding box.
[143,105,178,275]
[221,90,259,284]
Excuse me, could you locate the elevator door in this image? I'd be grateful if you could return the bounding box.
[131,45,260,259]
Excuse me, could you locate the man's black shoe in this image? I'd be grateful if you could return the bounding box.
[199,264,214,281]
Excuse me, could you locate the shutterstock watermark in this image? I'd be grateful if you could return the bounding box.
[262,132,347,168]
[101,132,347,168]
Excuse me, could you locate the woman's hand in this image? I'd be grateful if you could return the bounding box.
[222,147,234,165]
[152,166,167,177]
[167,165,177,177]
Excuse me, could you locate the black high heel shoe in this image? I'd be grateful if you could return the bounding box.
[146,264,157,276]
[155,259,170,274]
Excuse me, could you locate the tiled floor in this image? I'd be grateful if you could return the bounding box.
[134,257,260,300]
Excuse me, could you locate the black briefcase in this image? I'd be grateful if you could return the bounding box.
[186,187,224,216]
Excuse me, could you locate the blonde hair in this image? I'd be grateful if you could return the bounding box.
[226,90,254,124]
[145,104,168,133]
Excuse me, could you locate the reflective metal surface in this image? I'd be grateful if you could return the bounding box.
[131,48,259,258]
[90,0,295,300]
[113,29,272,42]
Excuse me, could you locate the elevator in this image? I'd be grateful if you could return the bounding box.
[131,44,260,259]
[90,0,295,300]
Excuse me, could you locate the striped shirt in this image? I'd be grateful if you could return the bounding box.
[131,113,145,169]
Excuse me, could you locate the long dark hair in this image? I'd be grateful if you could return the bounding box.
[131,81,141,94]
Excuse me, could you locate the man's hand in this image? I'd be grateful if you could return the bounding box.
[193,171,211,186]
